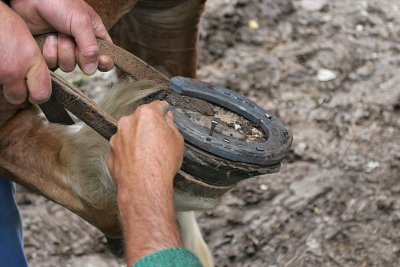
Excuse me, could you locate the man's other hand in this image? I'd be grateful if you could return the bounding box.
[0,2,51,104]
[11,0,114,74]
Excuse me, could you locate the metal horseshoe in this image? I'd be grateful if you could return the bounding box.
[169,76,292,167]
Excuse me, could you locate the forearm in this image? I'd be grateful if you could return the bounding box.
[118,170,182,266]
[108,101,185,266]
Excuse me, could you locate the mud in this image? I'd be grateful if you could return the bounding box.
[17,0,400,266]
[164,91,267,142]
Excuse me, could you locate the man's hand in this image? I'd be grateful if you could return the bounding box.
[108,101,184,266]
[11,0,113,74]
[108,101,184,190]
[0,2,51,104]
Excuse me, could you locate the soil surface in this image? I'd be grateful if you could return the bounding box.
[17,0,400,266]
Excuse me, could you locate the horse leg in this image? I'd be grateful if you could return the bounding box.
[0,99,120,236]
[178,211,214,267]
[109,0,206,78]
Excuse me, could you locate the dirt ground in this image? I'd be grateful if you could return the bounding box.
[17,0,400,266]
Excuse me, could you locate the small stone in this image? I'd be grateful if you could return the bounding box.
[248,20,259,30]
[317,69,337,82]
[300,0,328,11]
[356,24,364,31]
[260,184,268,191]
[306,237,320,250]
[295,142,307,155]
[366,160,380,172]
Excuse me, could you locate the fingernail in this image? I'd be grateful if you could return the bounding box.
[84,63,97,75]
[47,35,57,46]
[4,94,25,105]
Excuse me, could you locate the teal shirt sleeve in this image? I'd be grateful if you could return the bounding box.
[133,248,203,267]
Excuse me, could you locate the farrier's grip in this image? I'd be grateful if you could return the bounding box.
[34,32,170,140]
[34,33,169,84]
[33,33,288,190]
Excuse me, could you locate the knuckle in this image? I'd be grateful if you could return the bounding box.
[160,100,170,108]
[133,107,144,118]
[117,115,131,129]
[152,100,162,107]
[92,19,104,31]
[80,44,99,60]
[23,42,40,58]
[74,15,91,28]
[25,47,43,66]
[136,105,152,115]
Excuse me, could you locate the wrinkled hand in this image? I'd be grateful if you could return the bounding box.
[108,101,184,265]
[108,101,184,189]
[11,0,113,74]
[0,3,51,104]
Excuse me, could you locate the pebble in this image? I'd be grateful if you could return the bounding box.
[300,0,328,11]
[260,184,268,191]
[366,160,380,172]
[248,20,259,29]
[317,69,337,82]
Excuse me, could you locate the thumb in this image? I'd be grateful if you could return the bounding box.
[26,54,52,104]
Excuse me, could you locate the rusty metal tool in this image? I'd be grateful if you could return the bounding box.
[35,34,169,141]
[45,72,118,140]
